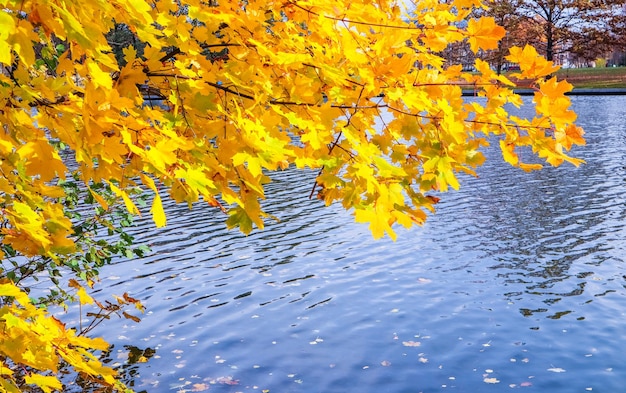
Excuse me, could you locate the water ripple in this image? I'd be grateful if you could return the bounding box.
[80,96,626,393]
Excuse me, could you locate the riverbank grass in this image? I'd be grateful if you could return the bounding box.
[555,67,626,89]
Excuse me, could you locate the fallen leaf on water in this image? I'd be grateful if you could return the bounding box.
[484,378,500,384]
[520,381,532,387]
[418,278,432,284]
[191,383,209,392]
[402,341,421,347]
[547,367,566,373]
[381,360,391,366]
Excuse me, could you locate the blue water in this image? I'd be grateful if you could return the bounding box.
[71,96,626,392]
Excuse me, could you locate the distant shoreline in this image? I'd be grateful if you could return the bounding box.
[462,88,626,96]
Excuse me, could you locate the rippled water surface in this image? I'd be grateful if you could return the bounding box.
[84,96,626,392]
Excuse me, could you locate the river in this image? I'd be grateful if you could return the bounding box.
[77,95,626,392]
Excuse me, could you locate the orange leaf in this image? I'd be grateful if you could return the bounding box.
[466,17,505,53]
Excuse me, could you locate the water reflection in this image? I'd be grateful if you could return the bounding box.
[82,96,626,392]
[430,96,626,324]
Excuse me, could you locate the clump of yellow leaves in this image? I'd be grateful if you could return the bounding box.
[0,282,130,392]
[0,0,584,389]
[0,0,584,243]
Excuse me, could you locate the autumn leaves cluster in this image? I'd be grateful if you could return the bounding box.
[0,0,584,390]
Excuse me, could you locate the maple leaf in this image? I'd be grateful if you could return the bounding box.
[24,374,62,393]
[507,45,559,78]
[564,124,585,148]
[499,140,519,166]
[466,17,505,53]
[0,12,15,65]
[355,206,395,240]
[76,287,95,305]
[540,77,573,101]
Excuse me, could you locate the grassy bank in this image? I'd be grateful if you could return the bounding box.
[555,67,626,89]
[464,66,626,92]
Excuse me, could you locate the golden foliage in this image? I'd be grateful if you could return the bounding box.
[0,282,130,392]
[0,0,584,389]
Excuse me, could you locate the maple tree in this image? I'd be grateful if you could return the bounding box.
[0,0,585,390]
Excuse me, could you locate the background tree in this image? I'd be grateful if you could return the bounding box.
[567,27,614,66]
[0,0,584,390]
[515,0,626,62]
[608,3,626,65]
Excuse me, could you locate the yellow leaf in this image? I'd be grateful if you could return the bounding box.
[87,61,113,90]
[499,140,518,166]
[87,186,109,210]
[540,77,572,100]
[122,46,137,63]
[141,174,167,226]
[125,0,153,22]
[76,287,94,305]
[150,194,167,227]
[0,283,31,306]
[437,157,460,191]
[49,3,90,47]
[11,26,36,66]
[506,45,559,78]
[466,17,505,53]
[108,182,140,215]
[0,11,14,65]
[354,207,396,241]
[24,374,62,393]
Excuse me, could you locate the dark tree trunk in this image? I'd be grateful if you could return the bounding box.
[545,13,554,61]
